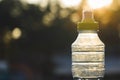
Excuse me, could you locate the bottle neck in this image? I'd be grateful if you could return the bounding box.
[78,30,98,33]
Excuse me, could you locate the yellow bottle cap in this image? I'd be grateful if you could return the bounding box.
[77,10,99,30]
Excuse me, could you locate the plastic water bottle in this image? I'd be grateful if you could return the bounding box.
[72,10,105,80]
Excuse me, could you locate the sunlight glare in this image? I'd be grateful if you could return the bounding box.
[87,0,113,9]
[23,0,40,4]
[12,28,22,39]
[59,0,82,8]
[21,0,49,10]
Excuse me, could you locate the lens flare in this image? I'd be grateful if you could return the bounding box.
[59,0,82,8]
[87,0,113,9]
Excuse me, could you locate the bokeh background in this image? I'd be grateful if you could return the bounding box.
[0,0,120,80]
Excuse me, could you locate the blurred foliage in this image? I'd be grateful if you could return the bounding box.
[0,0,78,61]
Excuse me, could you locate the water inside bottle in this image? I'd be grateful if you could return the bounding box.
[72,33,105,79]
[72,51,104,78]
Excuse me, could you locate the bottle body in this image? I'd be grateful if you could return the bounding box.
[72,31,104,79]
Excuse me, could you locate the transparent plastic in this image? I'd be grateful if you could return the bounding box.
[72,31,104,79]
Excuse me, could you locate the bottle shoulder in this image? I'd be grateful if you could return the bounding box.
[72,32,104,52]
[72,32,104,46]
